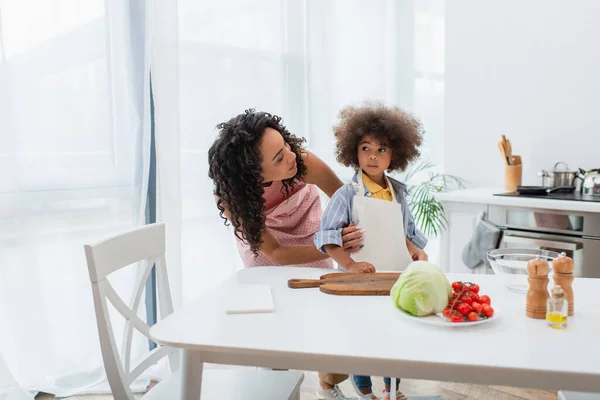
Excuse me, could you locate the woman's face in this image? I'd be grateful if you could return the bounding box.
[259,127,298,183]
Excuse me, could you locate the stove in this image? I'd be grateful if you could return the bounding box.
[489,189,600,278]
[494,191,600,202]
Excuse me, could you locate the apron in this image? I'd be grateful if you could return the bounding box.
[351,170,413,272]
[236,181,333,269]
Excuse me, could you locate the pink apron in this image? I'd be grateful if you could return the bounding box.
[236,180,333,269]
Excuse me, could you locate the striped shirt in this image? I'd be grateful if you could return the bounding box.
[314,172,428,253]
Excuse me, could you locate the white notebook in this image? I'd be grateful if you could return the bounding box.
[224,284,275,314]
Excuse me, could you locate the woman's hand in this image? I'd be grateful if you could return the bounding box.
[341,222,363,254]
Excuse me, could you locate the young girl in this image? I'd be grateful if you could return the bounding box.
[314,102,428,400]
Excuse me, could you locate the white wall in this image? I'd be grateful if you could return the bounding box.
[445,0,600,188]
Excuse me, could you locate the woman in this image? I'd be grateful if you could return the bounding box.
[208,109,361,399]
[208,108,362,268]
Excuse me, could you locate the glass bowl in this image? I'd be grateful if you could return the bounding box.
[487,248,561,293]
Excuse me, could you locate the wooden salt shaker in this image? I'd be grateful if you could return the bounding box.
[526,257,550,319]
[553,254,574,316]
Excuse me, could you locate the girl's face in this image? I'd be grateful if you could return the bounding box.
[259,127,298,182]
[357,134,392,178]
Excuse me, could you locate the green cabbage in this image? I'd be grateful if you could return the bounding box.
[390,261,452,316]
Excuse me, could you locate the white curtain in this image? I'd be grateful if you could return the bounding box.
[0,0,154,396]
[0,0,446,395]
[0,353,32,400]
[163,0,446,303]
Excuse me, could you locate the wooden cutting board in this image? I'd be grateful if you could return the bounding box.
[287,272,401,296]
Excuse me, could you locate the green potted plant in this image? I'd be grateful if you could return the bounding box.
[398,159,466,237]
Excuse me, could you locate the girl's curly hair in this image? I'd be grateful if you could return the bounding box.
[208,109,307,256]
[334,102,424,172]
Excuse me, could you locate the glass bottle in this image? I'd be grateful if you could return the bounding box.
[546,285,568,330]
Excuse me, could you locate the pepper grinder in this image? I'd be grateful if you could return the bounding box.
[552,253,574,316]
[526,257,550,319]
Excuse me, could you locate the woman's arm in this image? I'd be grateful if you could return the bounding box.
[261,231,329,264]
[301,150,344,197]
[216,196,328,265]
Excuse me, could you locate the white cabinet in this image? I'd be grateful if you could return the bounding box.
[439,201,490,274]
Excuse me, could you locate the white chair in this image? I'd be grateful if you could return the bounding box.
[84,222,303,400]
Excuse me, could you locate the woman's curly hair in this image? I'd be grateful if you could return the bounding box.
[334,102,424,172]
[208,109,307,256]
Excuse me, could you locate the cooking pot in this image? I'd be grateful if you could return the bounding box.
[537,170,554,187]
[551,162,578,187]
[538,162,579,188]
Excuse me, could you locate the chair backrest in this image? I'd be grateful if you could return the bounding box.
[84,222,179,400]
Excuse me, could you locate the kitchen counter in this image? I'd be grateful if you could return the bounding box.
[435,187,600,277]
[435,187,600,213]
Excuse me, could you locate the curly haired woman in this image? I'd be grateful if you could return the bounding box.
[314,102,429,399]
[208,108,362,399]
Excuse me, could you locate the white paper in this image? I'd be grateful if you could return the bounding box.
[224,284,274,314]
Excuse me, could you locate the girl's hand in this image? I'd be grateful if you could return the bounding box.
[345,261,375,273]
[342,222,363,254]
[412,249,428,261]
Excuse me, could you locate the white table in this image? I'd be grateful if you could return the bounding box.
[149,267,600,399]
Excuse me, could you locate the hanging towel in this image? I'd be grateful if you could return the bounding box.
[461,211,501,269]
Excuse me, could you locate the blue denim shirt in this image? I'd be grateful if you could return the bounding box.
[314,172,428,253]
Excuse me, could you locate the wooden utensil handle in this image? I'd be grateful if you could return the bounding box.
[287,279,323,289]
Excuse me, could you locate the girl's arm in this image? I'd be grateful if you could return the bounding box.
[406,238,428,261]
[302,150,363,251]
[323,244,375,273]
[314,186,374,273]
[216,196,328,265]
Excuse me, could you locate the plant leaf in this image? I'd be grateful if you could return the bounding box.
[405,159,467,238]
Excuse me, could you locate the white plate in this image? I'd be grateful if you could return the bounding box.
[395,307,499,327]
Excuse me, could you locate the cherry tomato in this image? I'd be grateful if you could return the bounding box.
[443,309,451,317]
[483,305,494,317]
[456,302,473,316]
[461,294,473,305]
[470,292,480,303]
[452,282,463,291]
[468,312,478,322]
[452,292,459,298]
[449,311,464,323]
[479,295,491,305]
[468,283,480,294]
[472,301,482,313]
